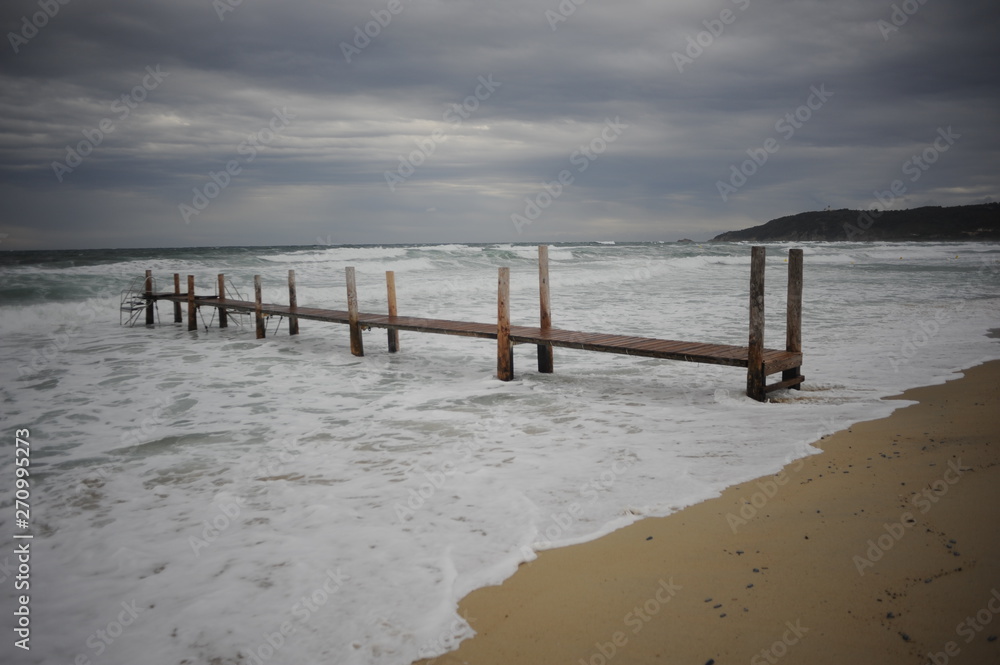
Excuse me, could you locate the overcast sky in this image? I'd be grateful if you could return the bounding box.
[1,0,997,249]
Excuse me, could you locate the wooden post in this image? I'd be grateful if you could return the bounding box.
[783,248,803,388]
[217,274,228,328]
[537,245,554,373]
[288,270,299,336]
[172,273,182,323]
[254,274,265,339]
[746,246,766,401]
[187,275,197,332]
[497,267,513,381]
[386,270,399,353]
[144,270,155,325]
[346,267,364,356]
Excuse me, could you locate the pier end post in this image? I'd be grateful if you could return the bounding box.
[386,271,399,353]
[144,270,155,326]
[537,245,554,373]
[497,267,513,381]
[346,267,364,356]
[217,274,228,328]
[288,269,299,335]
[783,248,803,388]
[746,246,766,401]
[254,275,265,339]
[187,275,198,332]
[172,273,182,323]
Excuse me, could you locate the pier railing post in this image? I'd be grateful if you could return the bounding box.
[217,274,228,328]
[746,246,766,401]
[537,245,554,373]
[288,269,299,336]
[144,270,155,325]
[497,267,513,381]
[254,275,265,339]
[187,275,198,332]
[386,270,399,353]
[346,267,364,356]
[172,273,182,323]
[783,248,803,388]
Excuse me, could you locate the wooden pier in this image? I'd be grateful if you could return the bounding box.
[138,246,804,401]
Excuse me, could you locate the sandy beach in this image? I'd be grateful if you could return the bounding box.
[419,360,1000,665]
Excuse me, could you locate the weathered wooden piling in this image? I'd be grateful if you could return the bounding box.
[187,275,197,332]
[746,246,766,401]
[497,267,513,381]
[144,270,155,325]
[537,245,554,373]
[217,274,228,328]
[254,275,265,339]
[386,271,399,353]
[173,273,182,323]
[288,270,299,336]
[783,249,803,389]
[346,267,364,356]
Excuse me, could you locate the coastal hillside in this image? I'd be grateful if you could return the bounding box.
[712,202,1000,241]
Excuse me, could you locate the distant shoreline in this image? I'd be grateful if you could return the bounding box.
[712,202,1000,242]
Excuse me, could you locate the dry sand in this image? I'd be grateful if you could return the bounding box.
[418,360,1000,665]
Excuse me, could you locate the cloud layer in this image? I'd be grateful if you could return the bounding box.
[2,0,998,248]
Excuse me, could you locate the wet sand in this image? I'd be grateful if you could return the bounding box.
[418,360,1000,665]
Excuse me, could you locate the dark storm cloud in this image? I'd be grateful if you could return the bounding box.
[1,0,998,248]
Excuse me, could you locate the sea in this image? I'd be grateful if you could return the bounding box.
[1,241,998,665]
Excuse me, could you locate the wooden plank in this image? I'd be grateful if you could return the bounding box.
[346,267,363,356]
[783,248,803,389]
[288,270,299,336]
[497,267,513,380]
[746,246,766,401]
[217,274,228,328]
[188,275,198,332]
[173,274,182,323]
[537,245,554,373]
[254,275,265,339]
[145,270,155,325]
[765,374,805,393]
[386,271,399,353]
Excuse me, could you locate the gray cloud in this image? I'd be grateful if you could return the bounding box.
[1,0,998,248]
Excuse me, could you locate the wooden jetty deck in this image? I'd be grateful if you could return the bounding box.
[136,246,803,401]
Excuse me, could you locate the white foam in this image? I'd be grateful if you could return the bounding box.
[1,241,998,665]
